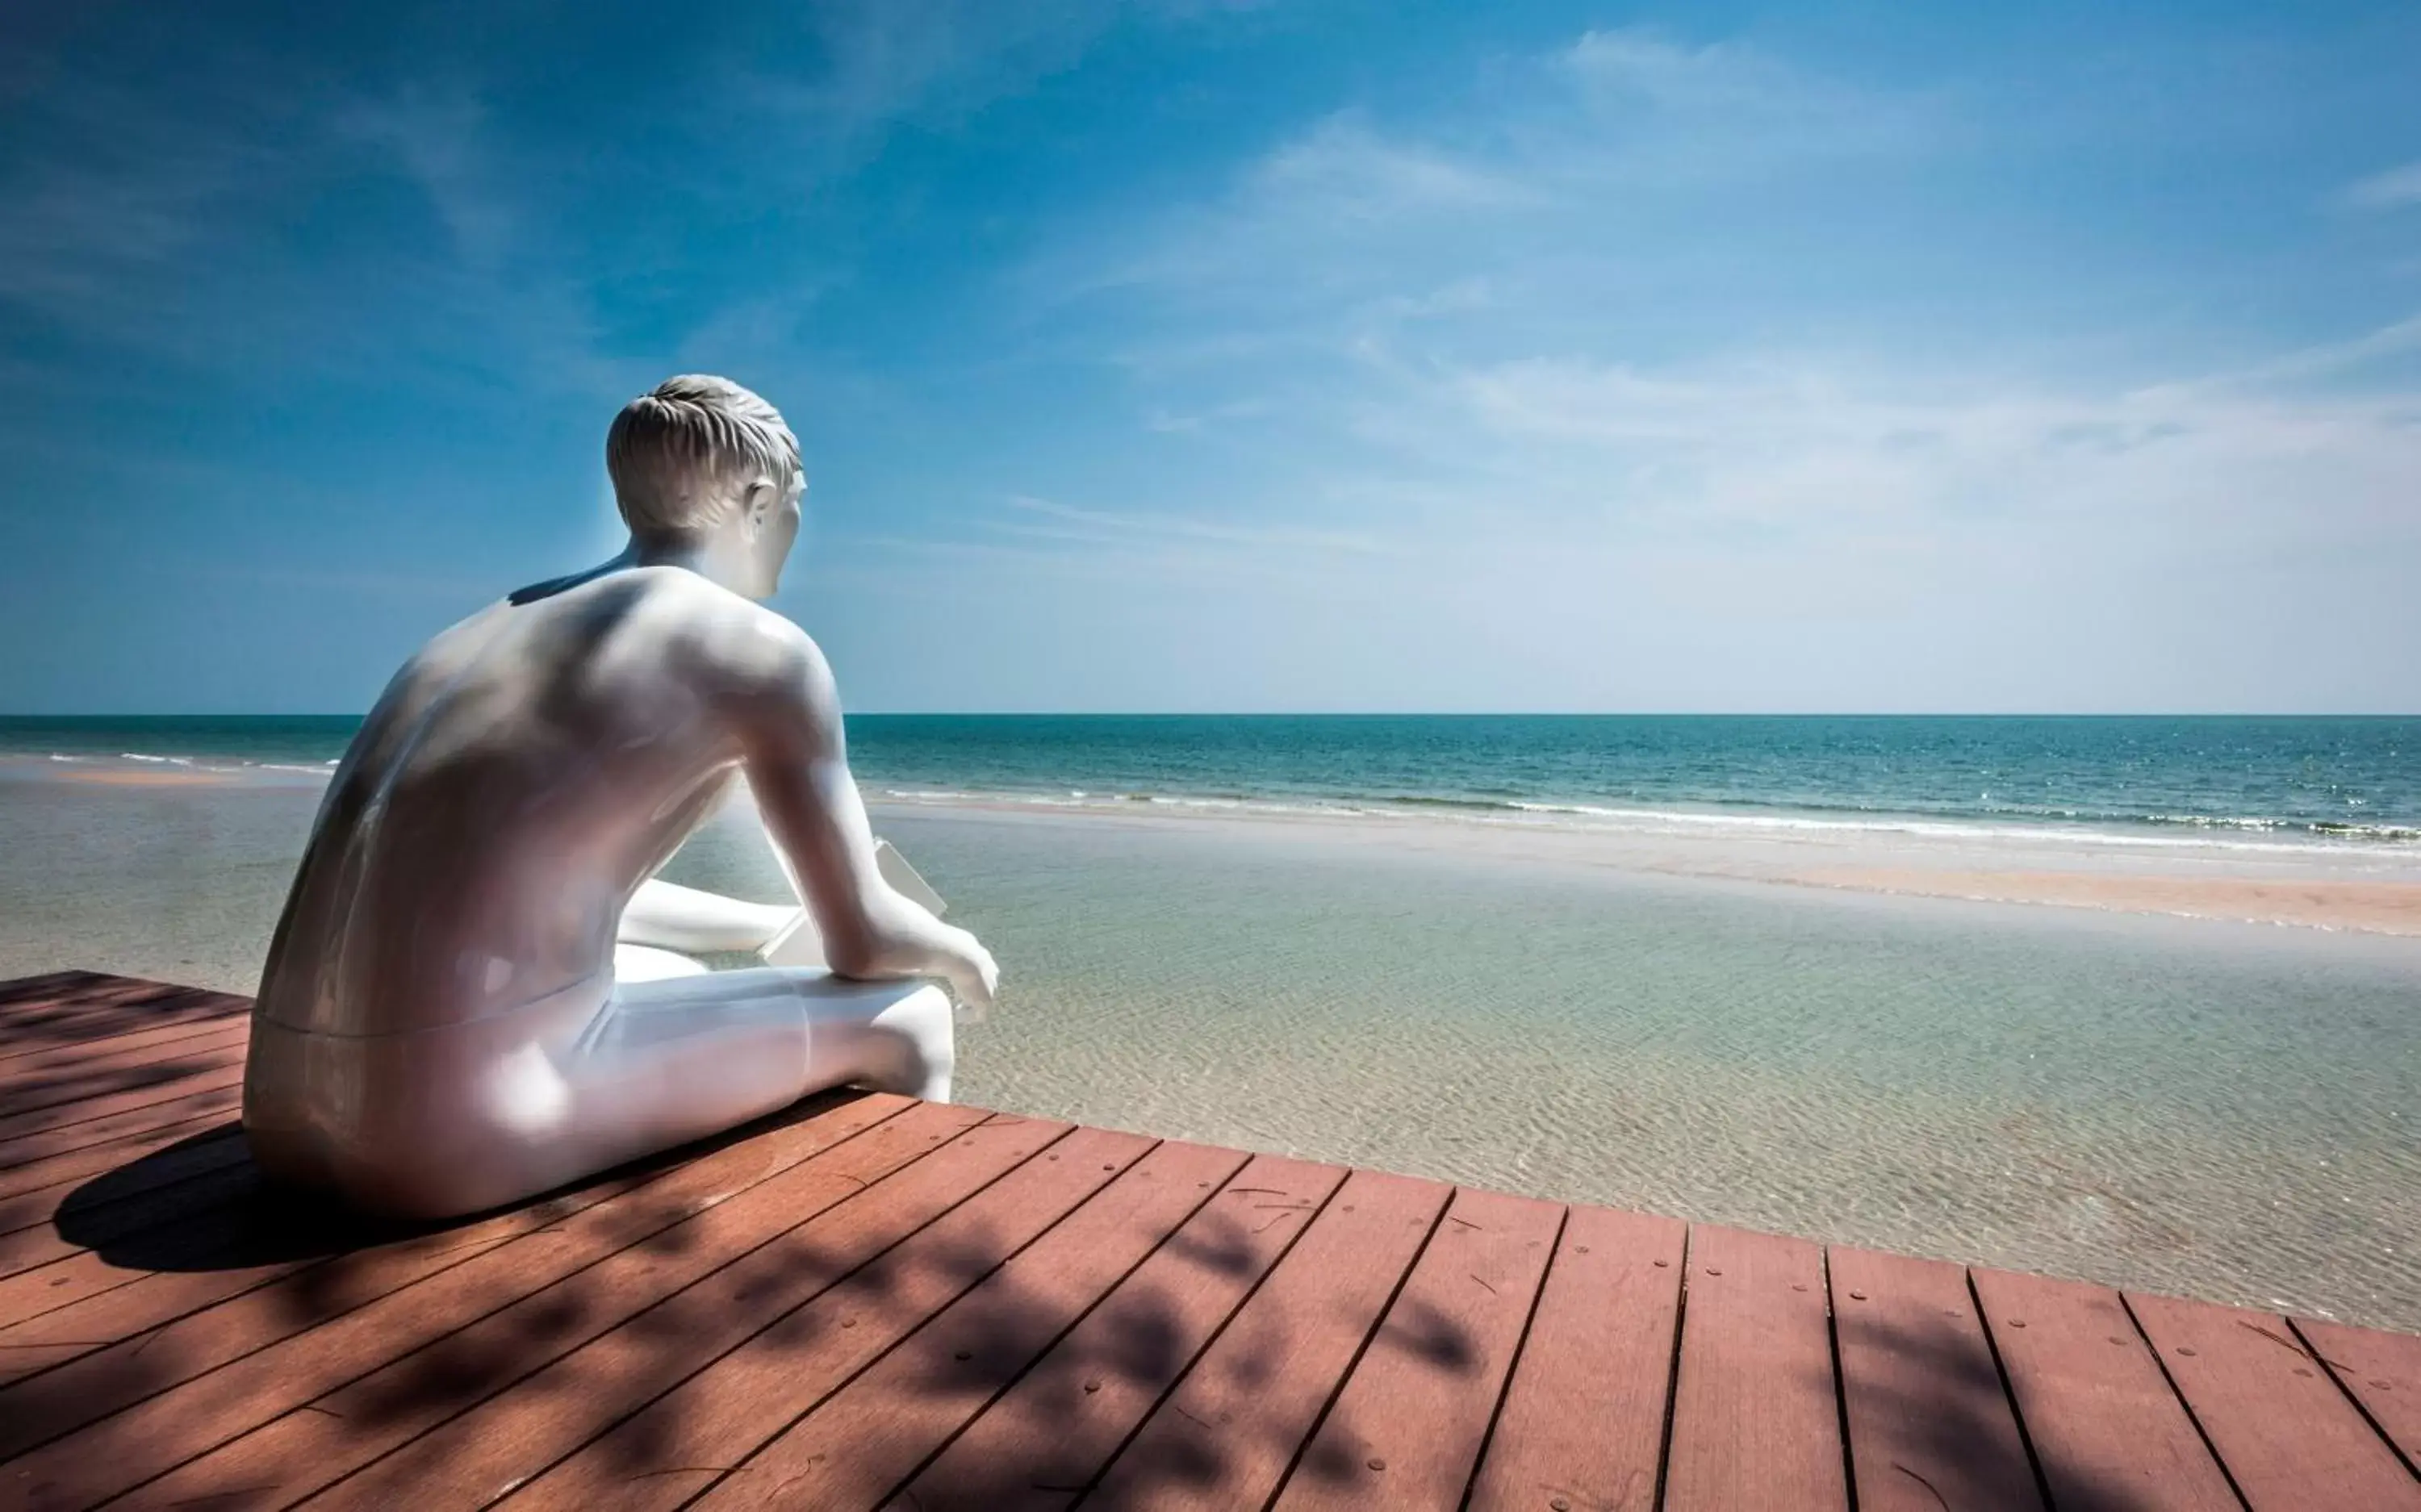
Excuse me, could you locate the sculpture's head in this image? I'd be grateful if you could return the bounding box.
[606,374,804,599]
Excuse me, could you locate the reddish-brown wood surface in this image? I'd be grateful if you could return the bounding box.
[1971,1268,2241,1510]
[1662,1223,1849,1511]
[122,1094,934,1511]
[888,1152,1347,1512]
[2297,1315,2421,1476]
[0,1059,245,1148]
[491,1117,1123,1512]
[1830,1245,2044,1511]
[1462,1202,1686,1512]
[2129,1290,2421,1510]
[1270,1185,1564,1512]
[0,976,242,1056]
[4,1096,910,1510]
[0,1076,245,1174]
[696,1139,1257,1510]
[307,1105,1039,1511]
[2,973,2418,1512]
[1085,1167,1451,1512]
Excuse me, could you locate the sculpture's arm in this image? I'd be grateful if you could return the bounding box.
[733,628,998,1014]
[617,878,796,954]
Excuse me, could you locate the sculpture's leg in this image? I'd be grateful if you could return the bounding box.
[253,970,952,1222]
[495,968,955,1209]
[617,878,797,954]
[612,943,713,982]
[575,967,954,1106]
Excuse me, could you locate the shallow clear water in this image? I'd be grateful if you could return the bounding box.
[2,739,2416,1331]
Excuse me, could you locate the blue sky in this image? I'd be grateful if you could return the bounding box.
[2,0,2417,713]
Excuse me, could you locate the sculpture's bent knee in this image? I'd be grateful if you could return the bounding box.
[795,976,955,1103]
[868,984,955,1101]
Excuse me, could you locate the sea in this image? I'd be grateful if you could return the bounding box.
[2,714,2416,1329]
[2,713,2417,842]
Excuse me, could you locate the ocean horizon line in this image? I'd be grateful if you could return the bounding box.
[6,710,2421,721]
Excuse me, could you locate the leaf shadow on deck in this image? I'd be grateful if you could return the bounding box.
[0,988,244,1125]
[0,974,197,1039]
[24,1100,2247,1512]
[1821,1299,2212,1512]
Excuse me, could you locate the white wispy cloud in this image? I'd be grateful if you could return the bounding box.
[338,86,521,271]
[1026,26,1936,322]
[738,0,1256,182]
[2344,161,2421,211]
[975,25,2421,710]
[1001,495,1386,555]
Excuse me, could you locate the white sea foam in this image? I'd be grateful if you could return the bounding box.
[870,782,2417,857]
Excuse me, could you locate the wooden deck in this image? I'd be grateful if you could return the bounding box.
[1,971,2415,1511]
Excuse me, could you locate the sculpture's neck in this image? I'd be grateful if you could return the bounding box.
[623,534,753,596]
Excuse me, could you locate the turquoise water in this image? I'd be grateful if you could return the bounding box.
[2,714,2417,1328]
[4,714,2417,843]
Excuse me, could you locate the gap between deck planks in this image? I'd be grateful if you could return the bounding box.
[2,971,2417,1512]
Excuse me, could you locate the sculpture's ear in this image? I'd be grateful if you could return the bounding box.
[740,478,780,535]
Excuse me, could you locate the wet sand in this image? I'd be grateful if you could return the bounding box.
[873,787,2421,938]
[1792,867,2421,935]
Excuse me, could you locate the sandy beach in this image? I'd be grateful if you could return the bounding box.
[866,783,2421,937]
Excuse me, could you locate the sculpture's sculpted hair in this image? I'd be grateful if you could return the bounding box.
[607,374,801,538]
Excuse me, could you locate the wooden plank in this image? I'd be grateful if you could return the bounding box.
[0,1092,908,1510]
[0,971,118,1014]
[0,1117,246,1233]
[0,1109,236,1203]
[1086,1168,1451,1512]
[0,1155,624,1405]
[0,1022,248,1119]
[1270,1186,1563,1512]
[0,978,237,1053]
[888,1154,1348,1512]
[685,1138,1252,1511]
[0,1125,252,1264]
[0,1180,303,1333]
[2128,1291,2421,1510]
[1829,1246,2043,1512]
[1969,1268,2237,1510]
[0,1213,333,1367]
[0,1011,246,1083]
[0,1077,244,1174]
[318,1113,1089,1512]
[0,1014,244,1078]
[2295,1316,2421,1476]
[491,1122,1162,1510]
[1661,1224,1847,1512]
[120,1099,976,1512]
[1464,1201,1687,1512]
[0,1152,261,1285]
[0,972,185,1014]
[0,1059,244,1147]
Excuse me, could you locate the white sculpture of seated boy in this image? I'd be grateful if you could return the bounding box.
[242,374,998,1220]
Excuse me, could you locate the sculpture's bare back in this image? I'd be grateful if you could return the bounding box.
[245,376,997,1219]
